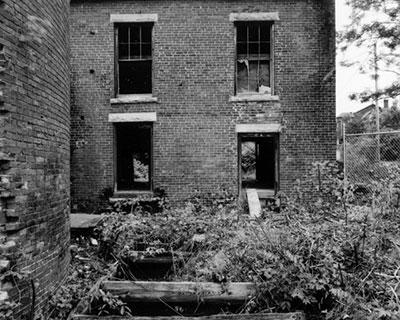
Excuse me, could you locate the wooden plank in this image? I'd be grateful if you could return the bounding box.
[102,281,255,303]
[73,312,305,320]
[67,276,107,320]
[246,189,261,218]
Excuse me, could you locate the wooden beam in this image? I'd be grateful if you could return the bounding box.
[101,281,255,304]
[73,312,305,320]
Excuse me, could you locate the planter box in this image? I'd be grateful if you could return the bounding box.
[117,252,189,280]
[71,280,305,320]
[73,313,305,320]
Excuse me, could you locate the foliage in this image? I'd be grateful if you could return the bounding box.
[345,115,369,134]
[48,237,115,320]
[381,105,400,129]
[97,191,239,262]
[0,269,30,320]
[338,0,400,101]
[0,300,18,319]
[344,106,400,162]
[97,162,400,319]
[89,288,131,316]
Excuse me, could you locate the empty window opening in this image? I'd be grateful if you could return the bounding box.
[116,23,152,95]
[240,134,278,190]
[115,123,152,191]
[236,22,273,94]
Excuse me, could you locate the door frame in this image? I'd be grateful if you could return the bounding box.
[238,132,279,196]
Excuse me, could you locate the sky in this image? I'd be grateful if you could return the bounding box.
[335,0,397,115]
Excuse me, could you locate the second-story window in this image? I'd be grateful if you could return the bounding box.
[236,22,273,95]
[116,23,152,95]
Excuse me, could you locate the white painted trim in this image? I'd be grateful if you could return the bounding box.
[110,14,158,23]
[236,124,281,133]
[229,12,280,22]
[108,112,157,123]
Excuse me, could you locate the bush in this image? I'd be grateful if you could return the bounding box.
[95,162,400,319]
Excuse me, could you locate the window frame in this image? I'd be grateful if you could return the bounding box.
[114,22,154,97]
[234,21,275,96]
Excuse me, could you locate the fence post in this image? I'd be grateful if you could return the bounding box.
[343,122,347,185]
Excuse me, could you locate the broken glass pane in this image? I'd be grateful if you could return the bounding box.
[259,61,270,88]
[237,60,249,93]
[237,60,270,93]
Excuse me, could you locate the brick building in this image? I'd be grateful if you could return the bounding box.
[0,0,70,318]
[70,0,336,211]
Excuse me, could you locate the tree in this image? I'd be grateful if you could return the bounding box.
[339,0,400,102]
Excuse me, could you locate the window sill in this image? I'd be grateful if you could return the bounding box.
[109,190,153,202]
[229,94,280,103]
[110,95,158,104]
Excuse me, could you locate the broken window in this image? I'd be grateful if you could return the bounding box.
[116,23,152,95]
[115,123,152,191]
[236,22,273,94]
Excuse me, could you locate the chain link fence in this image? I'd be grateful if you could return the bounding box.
[343,130,400,186]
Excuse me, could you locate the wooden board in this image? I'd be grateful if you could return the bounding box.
[102,281,255,304]
[73,312,305,320]
[246,189,261,218]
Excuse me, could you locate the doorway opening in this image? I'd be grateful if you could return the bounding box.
[239,133,279,194]
[115,122,152,191]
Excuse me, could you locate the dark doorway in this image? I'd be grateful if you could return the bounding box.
[240,134,278,190]
[115,123,152,191]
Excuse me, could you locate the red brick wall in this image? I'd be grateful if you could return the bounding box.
[0,0,70,318]
[70,0,335,210]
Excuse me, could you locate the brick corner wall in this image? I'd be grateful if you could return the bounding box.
[0,0,70,318]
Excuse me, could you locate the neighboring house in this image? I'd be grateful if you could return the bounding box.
[336,104,382,161]
[70,0,336,211]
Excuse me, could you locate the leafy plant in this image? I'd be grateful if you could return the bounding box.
[89,288,131,316]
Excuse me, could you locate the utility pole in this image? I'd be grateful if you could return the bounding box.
[374,42,380,161]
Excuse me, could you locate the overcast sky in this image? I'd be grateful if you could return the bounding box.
[335,0,397,115]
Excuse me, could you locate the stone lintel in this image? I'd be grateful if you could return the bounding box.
[236,123,281,133]
[108,112,157,123]
[229,12,280,22]
[110,14,158,23]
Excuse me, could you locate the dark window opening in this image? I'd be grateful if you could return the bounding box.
[116,123,152,191]
[116,23,152,95]
[240,134,278,190]
[236,22,273,94]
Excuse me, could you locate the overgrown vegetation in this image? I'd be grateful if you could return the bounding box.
[48,237,118,319]
[50,162,400,319]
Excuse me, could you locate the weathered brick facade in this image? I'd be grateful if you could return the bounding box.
[70,0,335,211]
[0,0,70,318]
